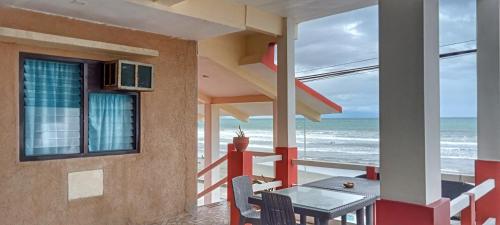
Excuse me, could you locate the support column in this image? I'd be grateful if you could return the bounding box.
[477,0,500,161]
[275,17,297,188]
[476,1,500,222]
[203,104,220,205]
[377,0,449,224]
[227,144,253,225]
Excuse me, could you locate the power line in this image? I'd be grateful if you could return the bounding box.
[296,39,477,76]
[297,57,378,74]
[298,48,477,82]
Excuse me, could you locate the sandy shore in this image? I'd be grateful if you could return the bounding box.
[197,158,365,203]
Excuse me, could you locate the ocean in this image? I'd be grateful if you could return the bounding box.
[198,117,477,175]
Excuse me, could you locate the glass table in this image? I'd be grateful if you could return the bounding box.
[303,177,381,225]
[249,186,377,225]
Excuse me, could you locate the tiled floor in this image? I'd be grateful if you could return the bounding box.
[147,202,229,225]
[150,201,347,225]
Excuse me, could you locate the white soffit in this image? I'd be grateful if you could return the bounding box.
[0,0,242,40]
[230,0,377,22]
[198,57,261,98]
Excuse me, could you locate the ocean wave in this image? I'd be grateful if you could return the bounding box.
[441,156,477,160]
[441,141,477,146]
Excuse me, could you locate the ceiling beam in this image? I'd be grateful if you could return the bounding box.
[198,92,212,104]
[151,0,185,6]
[212,95,272,104]
[219,105,249,122]
[297,102,322,122]
[129,0,283,36]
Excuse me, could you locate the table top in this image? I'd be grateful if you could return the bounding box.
[272,186,364,211]
[303,176,380,197]
[249,185,377,219]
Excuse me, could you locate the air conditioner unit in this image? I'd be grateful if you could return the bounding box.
[103,60,154,91]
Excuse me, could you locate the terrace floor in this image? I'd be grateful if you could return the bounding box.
[150,201,348,225]
[145,202,229,225]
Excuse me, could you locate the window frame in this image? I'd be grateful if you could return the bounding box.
[19,53,140,161]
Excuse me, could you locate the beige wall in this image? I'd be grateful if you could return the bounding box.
[0,7,198,225]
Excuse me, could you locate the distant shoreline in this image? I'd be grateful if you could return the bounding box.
[219,116,478,120]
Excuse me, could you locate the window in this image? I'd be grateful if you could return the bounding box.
[88,93,137,152]
[20,53,140,161]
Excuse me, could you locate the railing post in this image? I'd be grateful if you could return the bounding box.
[227,144,253,225]
[366,166,378,180]
[376,199,450,225]
[461,193,476,225]
[475,160,500,224]
[275,147,297,189]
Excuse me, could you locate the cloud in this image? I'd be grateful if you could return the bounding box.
[342,22,364,38]
[296,0,477,118]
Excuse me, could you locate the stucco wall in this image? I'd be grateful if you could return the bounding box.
[0,7,198,225]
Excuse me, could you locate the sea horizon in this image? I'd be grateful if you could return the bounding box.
[198,117,477,175]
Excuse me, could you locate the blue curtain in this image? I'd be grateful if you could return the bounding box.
[88,93,134,152]
[24,59,82,156]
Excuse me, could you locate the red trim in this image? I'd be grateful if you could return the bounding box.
[275,147,298,189]
[475,160,500,224]
[376,198,451,225]
[197,154,228,178]
[295,80,343,113]
[261,43,277,71]
[262,43,343,113]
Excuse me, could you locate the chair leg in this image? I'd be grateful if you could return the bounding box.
[300,215,307,225]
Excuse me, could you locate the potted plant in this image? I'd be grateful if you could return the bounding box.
[233,125,249,152]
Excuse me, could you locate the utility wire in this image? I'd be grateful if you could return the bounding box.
[296,39,477,76]
[298,48,477,82]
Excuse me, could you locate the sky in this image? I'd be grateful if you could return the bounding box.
[295,0,477,118]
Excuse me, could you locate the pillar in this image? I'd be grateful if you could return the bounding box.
[377,0,449,224]
[475,0,500,222]
[227,144,253,225]
[275,17,298,188]
[477,0,500,161]
[203,104,220,204]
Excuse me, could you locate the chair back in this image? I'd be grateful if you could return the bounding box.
[232,176,254,213]
[261,192,297,225]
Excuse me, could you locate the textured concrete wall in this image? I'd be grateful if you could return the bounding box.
[0,7,198,225]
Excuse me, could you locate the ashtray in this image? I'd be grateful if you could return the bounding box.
[343,182,355,189]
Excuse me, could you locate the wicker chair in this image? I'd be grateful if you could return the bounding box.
[261,192,305,225]
[232,176,261,225]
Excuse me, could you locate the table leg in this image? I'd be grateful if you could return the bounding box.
[366,205,374,225]
[356,209,365,225]
[313,217,329,225]
[341,215,347,225]
[300,215,306,225]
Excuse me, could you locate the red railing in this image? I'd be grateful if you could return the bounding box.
[197,147,285,200]
[197,154,228,199]
[197,154,228,178]
[197,176,228,199]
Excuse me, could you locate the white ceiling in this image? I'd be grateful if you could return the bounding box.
[0,0,241,40]
[198,57,260,98]
[0,0,377,40]
[229,0,377,22]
